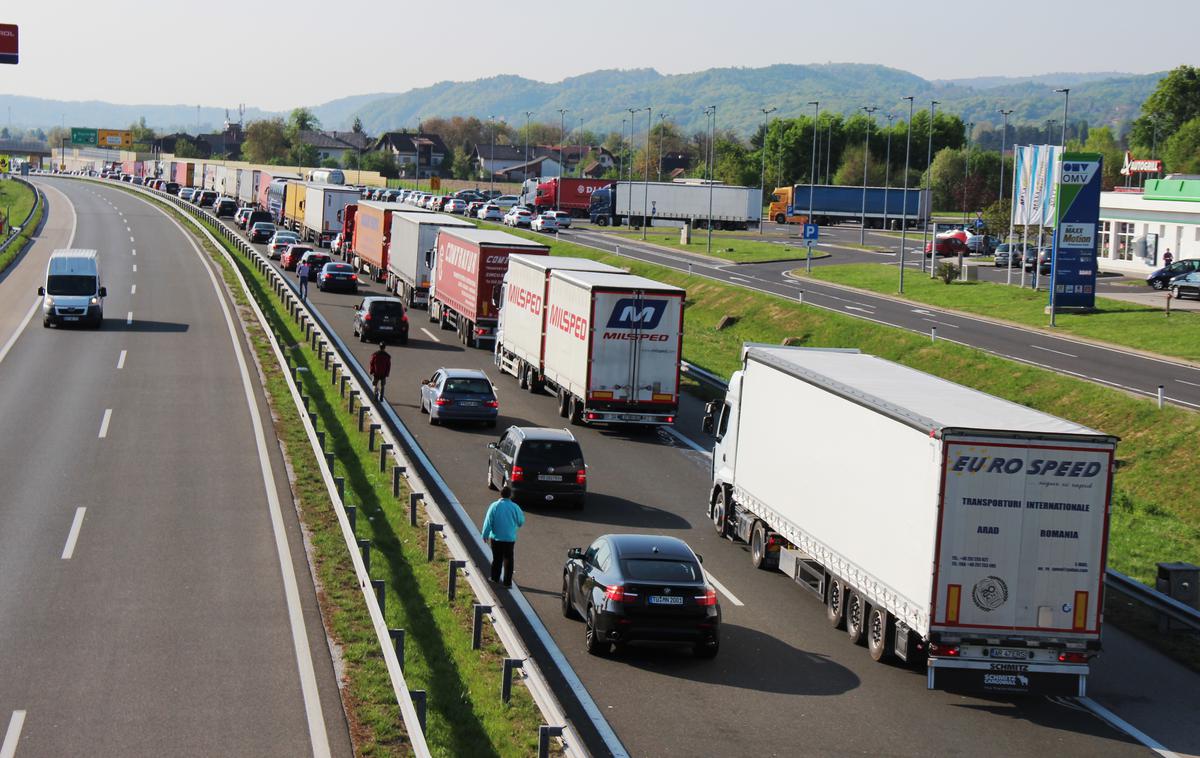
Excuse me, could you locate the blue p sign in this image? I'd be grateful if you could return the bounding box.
[802,223,819,241]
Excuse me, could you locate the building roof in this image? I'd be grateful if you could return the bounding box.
[374,131,449,155]
[296,130,356,150]
[475,143,527,163]
[331,131,373,150]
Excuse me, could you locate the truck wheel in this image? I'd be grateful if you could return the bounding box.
[597,216,608,227]
[711,489,731,538]
[568,395,583,425]
[774,214,786,225]
[867,606,892,662]
[518,362,530,390]
[826,577,846,629]
[846,590,867,645]
[750,521,776,571]
[557,390,569,418]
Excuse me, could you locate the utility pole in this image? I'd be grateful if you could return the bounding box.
[759,106,776,234]
[962,122,973,229]
[626,108,641,183]
[883,112,894,231]
[860,106,877,246]
[642,106,651,240]
[899,96,914,293]
[924,100,939,277]
[523,111,533,179]
[705,105,716,254]
[657,112,668,182]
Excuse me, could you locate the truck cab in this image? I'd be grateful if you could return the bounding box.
[702,371,743,493]
[766,186,809,225]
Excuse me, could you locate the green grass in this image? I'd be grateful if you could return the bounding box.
[0,179,41,275]
[593,228,830,263]
[481,220,1200,586]
[127,189,550,757]
[799,263,1200,362]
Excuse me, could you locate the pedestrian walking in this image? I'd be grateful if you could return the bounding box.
[368,342,391,401]
[482,486,524,588]
[297,260,310,299]
[1163,248,1174,267]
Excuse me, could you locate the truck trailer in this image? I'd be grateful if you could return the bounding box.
[588,180,761,230]
[768,184,930,229]
[237,169,260,207]
[387,211,469,309]
[703,346,1117,696]
[302,183,358,246]
[349,200,408,282]
[428,228,549,348]
[521,177,612,217]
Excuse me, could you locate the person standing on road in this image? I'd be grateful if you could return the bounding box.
[482,486,524,588]
[1164,248,1174,267]
[368,342,391,401]
[297,259,311,299]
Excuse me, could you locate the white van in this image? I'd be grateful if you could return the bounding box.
[39,249,106,328]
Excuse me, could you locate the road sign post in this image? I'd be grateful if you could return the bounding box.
[805,240,814,274]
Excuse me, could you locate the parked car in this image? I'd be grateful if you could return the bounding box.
[531,213,559,232]
[280,244,314,270]
[249,221,277,243]
[1024,248,1053,275]
[923,236,969,257]
[178,187,196,202]
[268,231,301,259]
[466,201,486,218]
[298,251,333,280]
[487,426,585,506]
[993,242,1027,267]
[546,210,572,229]
[214,198,238,217]
[1170,271,1200,300]
[420,368,499,427]
[316,261,359,293]
[493,194,519,209]
[424,195,441,210]
[1147,258,1200,290]
[444,198,468,214]
[561,533,720,658]
[353,296,409,344]
[504,207,533,228]
[477,204,504,222]
[966,234,998,256]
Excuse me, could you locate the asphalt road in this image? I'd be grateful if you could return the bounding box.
[201,203,1179,758]
[0,179,353,758]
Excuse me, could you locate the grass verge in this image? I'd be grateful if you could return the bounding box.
[133,191,549,757]
[0,179,42,275]
[591,227,830,263]
[796,263,1200,362]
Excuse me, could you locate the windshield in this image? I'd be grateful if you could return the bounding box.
[517,441,583,467]
[442,377,493,395]
[621,559,702,583]
[47,274,97,296]
[369,301,405,318]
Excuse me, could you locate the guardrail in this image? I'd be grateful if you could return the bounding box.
[0,177,42,256]
[74,176,624,758]
[682,359,1200,633]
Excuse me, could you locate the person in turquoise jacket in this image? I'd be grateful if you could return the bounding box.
[482,486,525,588]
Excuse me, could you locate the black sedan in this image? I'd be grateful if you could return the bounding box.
[1170,271,1200,300]
[562,534,720,658]
[1147,258,1200,290]
[316,262,359,293]
[298,251,333,281]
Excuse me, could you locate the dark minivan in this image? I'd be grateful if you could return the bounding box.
[487,426,586,508]
[353,296,409,344]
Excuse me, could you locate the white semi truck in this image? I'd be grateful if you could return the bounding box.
[703,346,1117,696]
[302,183,359,246]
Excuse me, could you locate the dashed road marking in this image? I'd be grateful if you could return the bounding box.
[98,409,112,439]
[61,507,87,560]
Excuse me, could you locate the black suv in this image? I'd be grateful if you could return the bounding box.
[353,296,409,344]
[487,426,586,508]
[214,198,238,217]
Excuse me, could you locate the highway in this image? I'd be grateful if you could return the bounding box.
[559,224,1200,411]
[196,196,1195,758]
[0,179,352,757]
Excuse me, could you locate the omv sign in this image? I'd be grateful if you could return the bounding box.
[606,299,667,329]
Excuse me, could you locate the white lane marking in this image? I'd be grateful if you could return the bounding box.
[1030,344,1078,359]
[126,312,133,325]
[125,225,131,232]
[728,275,752,283]
[1177,379,1200,388]
[117,350,127,369]
[419,327,441,343]
[844,305,874,313]
[1078,697,1178,758]
[129,236,135,243]
[705,571,744,607]
[922,317,960,329]
[132,264,137,272]
[0,710,26,758]
[912,308,933,315]
[130,284,136,295]
[98,409,112,439]
[131,249,136,256]
[662,426,711,457]
[61,507,87,560]
[153,209,332,756]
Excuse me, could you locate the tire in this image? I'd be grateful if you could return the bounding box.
[428,410,439,426]
[846,590,867,645]
[711,488,731,538]
[584,606,609,656]
[419,398,428,414]
[826,576,846,629]
[561,574,580,620]
[399,334,408,346]
[486,419,497,428]
[359,328,369,343]
[518,363,530,390]
[1152,279,1166,290]
[750,521,772,570]
[486,459,497,490]
[774,213,786,225]
[693,636,719,659]
[557,390,569,418]
[867,606,892,662]
[1172,286,1181,300]
[568,395,583,425]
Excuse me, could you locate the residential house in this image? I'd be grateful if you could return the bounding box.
[474,143,614,181]
[372,132,449,178]
[295,130,361,164]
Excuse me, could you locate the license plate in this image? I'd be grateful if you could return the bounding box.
[989,648,1031,660]
[63,316,79,321]
[648,595,683,606]
[537,474,560,482]
[619,414,642,421]
[458,400,479,407]
[376,325,393,331]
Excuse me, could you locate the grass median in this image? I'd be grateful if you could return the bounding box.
[482,221,1200,586]
[0,179,41,275]
[126,189,550,756]
[589,227,830,263]
[797,262,1200,362]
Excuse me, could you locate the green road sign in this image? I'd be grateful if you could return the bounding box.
[71,128,98,146]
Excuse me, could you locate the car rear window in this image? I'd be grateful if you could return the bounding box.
[369,301,405,318]
[307,255,331,264]
[621,559,701,583]
[325,263,354,273]
[443,377,493,395]
[516,441,583,467]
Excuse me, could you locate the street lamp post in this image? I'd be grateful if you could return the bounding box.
[807,101,819,273]
[642,106,652,240]
[883,113,894,231]
[626,108,640,184]
[1044,119,1057,145]
[523,111,533,179]
[558,108,569,206]
[577,117,584,178]
[859,106,877,246]
[924,100,939,277]
[998,108,1014,284]
[759,106,776,235]
[657,112,668,182]
[1055,88,1070,148]
[705,105,716,254]
[619,118,626,182]
[899,96,914,293]
[959,121,974,276]
[488,115,496,197]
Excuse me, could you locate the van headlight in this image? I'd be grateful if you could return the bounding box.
[43,296,54,308]
[89,296,99,305]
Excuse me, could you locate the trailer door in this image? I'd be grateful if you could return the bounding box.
[589,290,683,405]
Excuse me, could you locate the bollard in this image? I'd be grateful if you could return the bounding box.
[797,289,803,305]
[369,423,381,451]
[409,492,423,527]
[410,690,427,733]
[325,451,335,470]
[472,604,492,650]
[392,465,405,497]
[931,326,937,343]
[357,539,371,573]
[334,476,345,502]
[501,658,524,704]
[358,405,369,432]
[1158,384,1164,409]
[538,726,564,758]
[372,579,386,615]
[349,390,359,414]
[389,628,405,671]
[345,504,357,533]
[380,443,393,472]
[426,523,443,561]
[340,375,349,398]
[448,559,466,600]
[324,352,331,371]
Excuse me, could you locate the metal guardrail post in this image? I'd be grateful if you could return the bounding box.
[315,430,325,450]
[448,559,466,600]
[426,523,443,561]
[325,451,335,470]
[502,658,524,704]
[473,604,492,650]
[345,504,357,533]
[372,579,386,615]
[358,405,368,431]
[349,389,359,414]
[380,443,393,472]
[393,465,405,497]
[368,423,380,451]
[389,628,405,671]
[409,492,422,527]
[334,476,345,502]
[539,726,564,758]
[357,539,371,574]
[411,690,427,733]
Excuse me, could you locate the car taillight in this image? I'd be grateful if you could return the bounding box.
[586,412,597,420]
[928,642,959,657]
[322,273,331,279]
[350,274,358,281]
[435,398,451,406]
[363,313,372,321]
[665,416,674,424]
[484,400,499,408]
[604,585,637,602]
[1058,651,1089,663]
[402,314,409,322]
[694,587,718,606]
[510,465,524,483]
[576,469,587,485]
[474,327,486,335]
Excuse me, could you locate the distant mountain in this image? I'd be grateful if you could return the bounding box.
[932,72,1134,90]
[0,95,279,134]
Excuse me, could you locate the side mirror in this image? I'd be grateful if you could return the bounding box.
[98,286,107,298]
[695,554,703,564]
[567,547,584,560]
[37,286,45,296]
[487,442,497,450]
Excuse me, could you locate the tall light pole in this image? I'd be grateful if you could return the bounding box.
[998,108,1014,284]
[705,105,716,254]
[1045,119,1057,145]
[657,112,668,182]
[807,101,819,273]
[899,96,914,293]
[860,105,877,246]
[1055,88,1070,147]
[924,100,939,277]
[488,115,496,197]
[577,117,584,178]
[759,106,777,234]
[626,108,641,184]
[1050,88,1070,327]
[883,112,894,231]
[642,106,652,240]
[558,108,569,203]
[619,118,626,181]
[962,122,974,228]
[523,110,533,180]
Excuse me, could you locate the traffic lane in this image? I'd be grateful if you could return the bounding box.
[251,236,1144,758]
[3,179,349,756]
[0,182,73,352]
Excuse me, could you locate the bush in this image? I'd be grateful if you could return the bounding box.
[937,261,959,284]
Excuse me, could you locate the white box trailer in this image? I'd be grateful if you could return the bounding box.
[387,211,471,308]
[596,181,761,230]
[303,183,359,246]
[705,346,1117,696]
[237,169,259,206]
[494,254,627,383]
[538,270,685,426]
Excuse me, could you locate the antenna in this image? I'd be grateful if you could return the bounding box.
[238,103,246,125]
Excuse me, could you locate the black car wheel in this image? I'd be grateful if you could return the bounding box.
[561,574,579,620]
[1152,279,1166,290]
[584,606,609,656]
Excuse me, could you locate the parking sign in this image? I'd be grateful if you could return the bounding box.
[802,223,819,241]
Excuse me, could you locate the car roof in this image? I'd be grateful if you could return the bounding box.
[507,425,577,443]
[438,368,491,380]
[362,296,404,305]
[604,533,696,561]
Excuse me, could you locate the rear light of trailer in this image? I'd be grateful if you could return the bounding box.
[1058,651,1089,663]
[586,412,597,420]
[928,642,959,657]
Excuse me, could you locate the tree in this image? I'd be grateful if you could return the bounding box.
[981,199,1012,238]
[1130,65,1200,153]
[286,108,320,140]
[361,150,398,179]
[319,157,341,169]
[352,116,365,135]
[129,116,155,147]
[1069,126,1124,190]
[289,143,318,169]
[1163,117,1200,174]
[832,145,887,186]
[241,119,288,164]
[173,136,203,159]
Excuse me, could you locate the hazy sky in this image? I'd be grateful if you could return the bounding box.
[4,0,1194,110]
